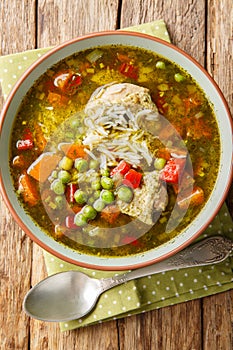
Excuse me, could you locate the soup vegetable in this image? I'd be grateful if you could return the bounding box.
[10,45,220,257]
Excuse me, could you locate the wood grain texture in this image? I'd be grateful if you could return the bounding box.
[0,1,35,349]
[37,0,119,47]
[0,0,232,349]
[202,291,233,350]
[121,0,206,64]
[206,0,233,115]
[0,0,36,54]
[203,3,233,346]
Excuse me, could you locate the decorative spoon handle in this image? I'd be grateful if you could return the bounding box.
[100,236,233,291]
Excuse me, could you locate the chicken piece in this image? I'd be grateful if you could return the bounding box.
[85,83,158,114]
[117,170,168,225]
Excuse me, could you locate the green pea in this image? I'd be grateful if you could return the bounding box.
[100,176,114,190]
[75,158,89,172]
[74,213,87,227]
[154,157,166,170]
[74,189,88,205]
[89,159,99,170]
[93,198,106,212]
[70,118,81,128]
[100,189,115,204]
[82,205,97,220]
[93,190,101,199]
[91,179,101,190]
[50,179,65,195]
[59,156,74,171]
[156,61,166,69]
[100,168,110,176]
[51,170,58,179]
[117,185,134,203]
[58,170,71,183]
[174,73,186,82]
[54,195,64,208]
[87,197,95,205]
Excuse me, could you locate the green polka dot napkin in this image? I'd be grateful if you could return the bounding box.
[1,20,232,331]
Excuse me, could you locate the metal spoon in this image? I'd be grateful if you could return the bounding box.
[23,236,233,322]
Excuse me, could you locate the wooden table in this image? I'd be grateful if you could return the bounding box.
[1,1,232,349]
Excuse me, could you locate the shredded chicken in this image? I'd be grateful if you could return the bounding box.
[85,83,159,114]
[83,83,168,224]
[117,171,168,225]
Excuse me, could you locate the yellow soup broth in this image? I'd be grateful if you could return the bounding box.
[10,45,220,257]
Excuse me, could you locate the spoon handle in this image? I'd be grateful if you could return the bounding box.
[100,236,233,291]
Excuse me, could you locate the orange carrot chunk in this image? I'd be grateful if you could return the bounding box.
[27,152,62,183]
[100,205,121,225]
[18,172,39,206]
[177,186,204,209]
[59,143,87,160]
[33,123,47,152]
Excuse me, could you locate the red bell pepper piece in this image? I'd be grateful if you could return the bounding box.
[16,139,34,151]
[119,62,138,79]
[16,127,34,151]
[121,236,140,247]
[66,183,78,203]
[65,215,78,229]
[54,70,82,96]
[110,160,131,177]
[160,158,186,184]
[123,169,142,189]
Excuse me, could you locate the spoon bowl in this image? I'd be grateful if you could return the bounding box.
[23,236,233,322]
[24,271,102,322]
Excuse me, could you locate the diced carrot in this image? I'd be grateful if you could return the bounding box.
[177,186,204,209]
[33,123,47,152]
[157,148,171,161]
[100,205,120,225]
[18,172,39,206]
[47,91,69,106]
[186,118,212,140]
[183,96,202,116]
[27,152,62,183]
[59,143,87,160]
[116,53,132,63]
[70,203,83,214]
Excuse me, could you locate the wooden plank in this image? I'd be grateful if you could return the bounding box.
[37,0,120,47]
[118,312,162,349]
[0,201,32,349]
[0,1,36,349]
[203,1,233,348]
[0,0,36,54]
[160,302,202,349]
[202,291,233,350]
[206,0,233,115]
[121,0,206,64]
[118,302,202,349]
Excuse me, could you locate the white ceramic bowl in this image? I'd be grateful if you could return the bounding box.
[0,31,232,270]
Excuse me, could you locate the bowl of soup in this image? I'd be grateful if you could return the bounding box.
[0,31,232,270]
